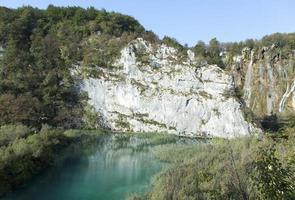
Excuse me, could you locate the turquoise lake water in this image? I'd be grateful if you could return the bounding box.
[2,137,165,200]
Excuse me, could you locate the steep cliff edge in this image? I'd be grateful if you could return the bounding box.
[231,45,295,119]
[79,39,256,138]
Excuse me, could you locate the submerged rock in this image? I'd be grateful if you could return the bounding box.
[80,38,256,138]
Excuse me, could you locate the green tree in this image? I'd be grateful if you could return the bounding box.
[0,5,149,128]
[162,36,184,51]
[193,40,206,57]
[251,144,295,200]
[207,38,224,68]
[0,93,42,126]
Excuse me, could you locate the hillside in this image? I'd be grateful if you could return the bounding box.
[0,6,295,200]
[1,7,295,135]
[0,5,148,128]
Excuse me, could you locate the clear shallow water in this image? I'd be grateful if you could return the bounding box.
[2,138,165,200]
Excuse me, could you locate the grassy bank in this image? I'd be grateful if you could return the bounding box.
[2,124,295,200]
[132,130,295,200]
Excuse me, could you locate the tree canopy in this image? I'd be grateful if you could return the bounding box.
[0,6,146,128]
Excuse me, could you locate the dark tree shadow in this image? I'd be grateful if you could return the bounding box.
[260,115,281,132]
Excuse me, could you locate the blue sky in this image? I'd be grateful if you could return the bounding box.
[1,0,295,46]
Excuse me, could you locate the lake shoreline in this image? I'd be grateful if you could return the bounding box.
[0,128,187,199]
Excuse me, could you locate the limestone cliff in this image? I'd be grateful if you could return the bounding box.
[79,38,256,138]
[231,45,295,118]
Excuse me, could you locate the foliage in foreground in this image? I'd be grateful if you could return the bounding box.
[0,125,107,197]
[0,124,32,147]
[0,125,179,197]
[136,131,295,200]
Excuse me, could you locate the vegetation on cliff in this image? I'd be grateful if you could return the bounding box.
[0,5,147,128]
[2,7,293,130]
[1,5,295,200]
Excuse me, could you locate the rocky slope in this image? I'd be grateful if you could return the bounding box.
[231,45,295,118]
[80,38,256,138]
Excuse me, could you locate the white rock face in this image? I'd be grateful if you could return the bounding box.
[81,38,255,138]
[243,50,254,107]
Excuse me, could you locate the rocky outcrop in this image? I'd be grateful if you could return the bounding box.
[231,45,295,117]
[80,38,256,138]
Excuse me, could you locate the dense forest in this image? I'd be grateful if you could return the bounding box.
[0,5,149,196]
[0,5,148,128]
[1,6,295,129]
[1,5,295,200]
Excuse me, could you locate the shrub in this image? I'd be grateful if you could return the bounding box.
[0,124,32,147]
[251,143,295,200]
[162,36,184,51]
[0,130,67,196]
[146,135,295,200]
